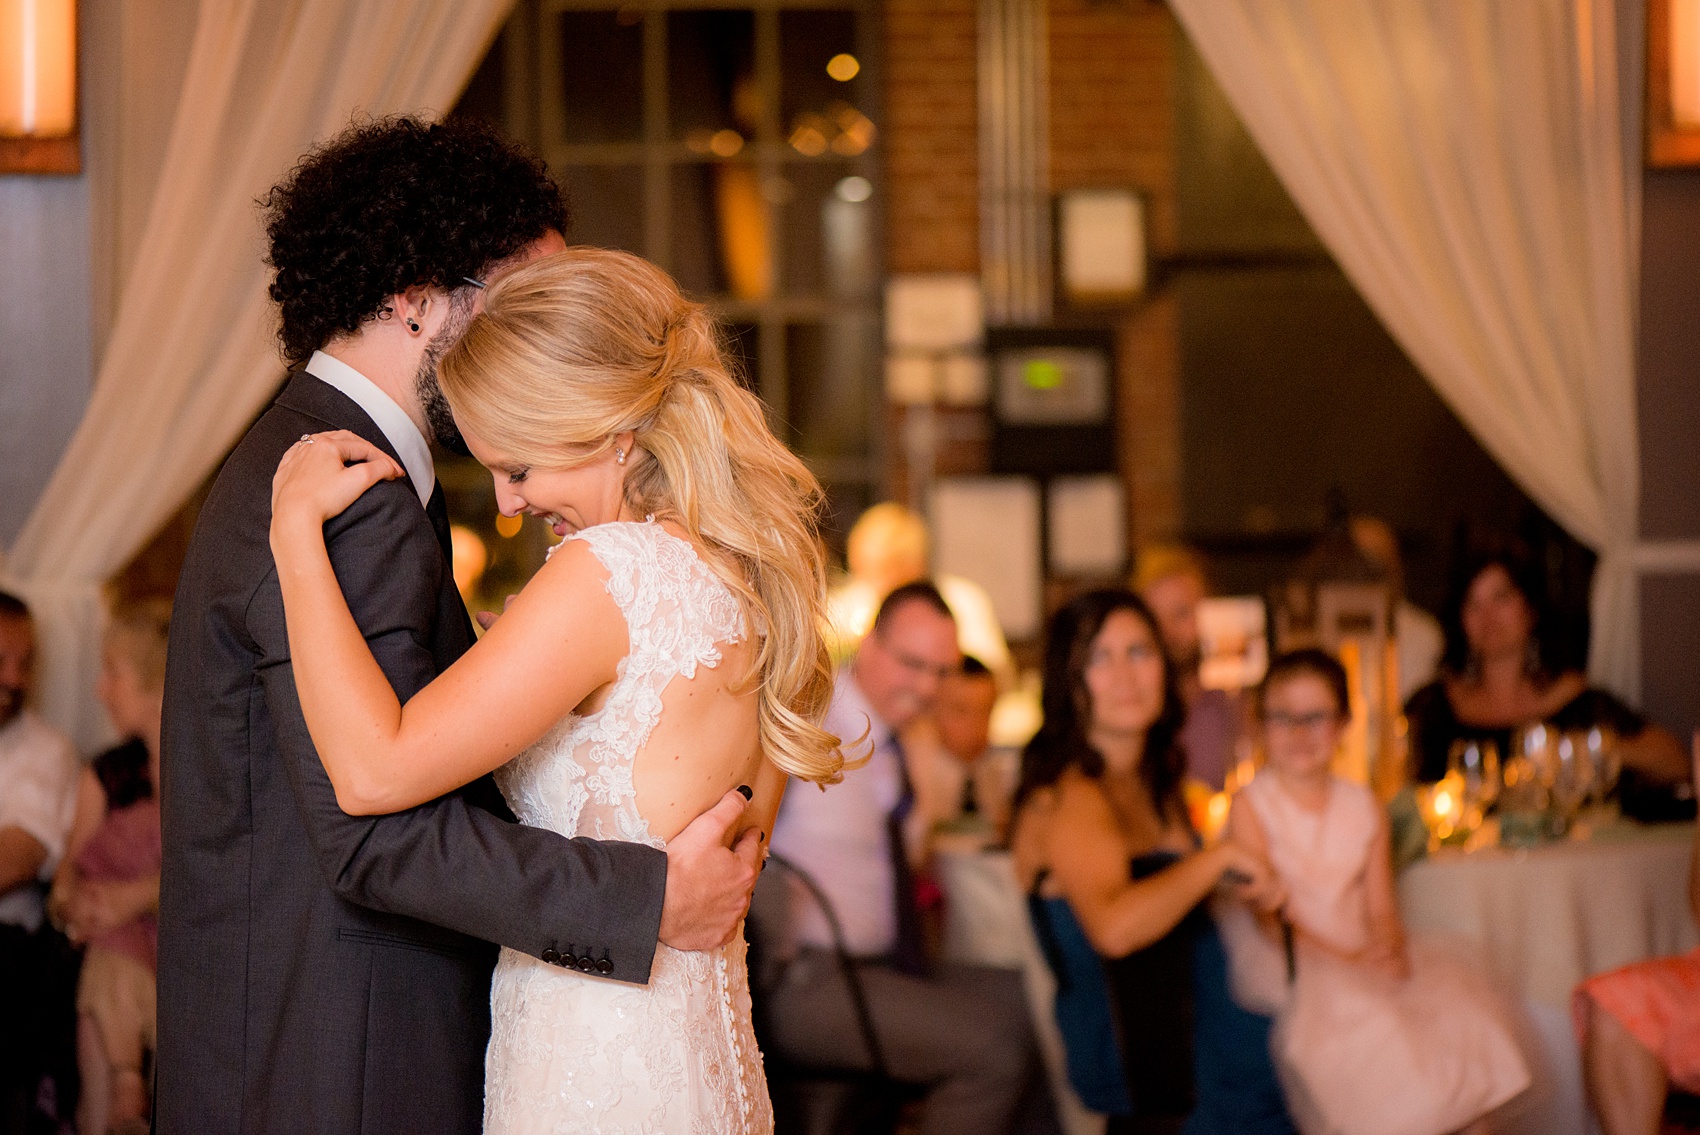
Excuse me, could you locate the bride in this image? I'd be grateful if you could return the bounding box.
[267,247,844,1133]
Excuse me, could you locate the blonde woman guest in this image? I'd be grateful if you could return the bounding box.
[825,501,1013,681]
[269,248,843,1134]
[51,599,171,1135]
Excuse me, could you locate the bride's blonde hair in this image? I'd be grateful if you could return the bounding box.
[439,247,844,785]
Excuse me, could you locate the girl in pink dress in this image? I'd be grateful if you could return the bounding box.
[1218,649,1530,1135]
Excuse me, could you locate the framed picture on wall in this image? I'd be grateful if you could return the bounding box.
[1649,0,1700,166]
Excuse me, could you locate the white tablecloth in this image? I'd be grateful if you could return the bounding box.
[1399,822,1698,1135]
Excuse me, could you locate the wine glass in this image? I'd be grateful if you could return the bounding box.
[1550,732,1593,834]
[1584,725,1621,804]
[1447,739,1501,812]
[1500,728,1552,847]
[1514,723,1557,785]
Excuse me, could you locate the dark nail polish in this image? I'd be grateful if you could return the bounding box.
[736,785,753,800]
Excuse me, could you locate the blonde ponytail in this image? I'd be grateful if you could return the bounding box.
[439,248,844,784]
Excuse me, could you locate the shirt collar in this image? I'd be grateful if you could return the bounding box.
[304,350,435,507]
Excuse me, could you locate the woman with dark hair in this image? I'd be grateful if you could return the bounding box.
[1404,544,1688,785]
[1009,590,1291,1135]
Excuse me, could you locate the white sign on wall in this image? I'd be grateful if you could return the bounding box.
[931,476,1043,641]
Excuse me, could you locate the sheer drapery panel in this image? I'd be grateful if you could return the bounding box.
[0,0,512,750]
[1168,0,1648,698]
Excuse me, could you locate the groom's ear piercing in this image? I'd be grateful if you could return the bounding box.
[406,318,420,332]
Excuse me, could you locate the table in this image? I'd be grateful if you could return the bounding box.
[1399,821,1697,1135]
[932,825,1697,1135]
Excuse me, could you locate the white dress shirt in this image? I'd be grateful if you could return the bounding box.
[0,709,80,931]
[771,670,903,956]
[915,742,1020,840]
[305,350,436,507]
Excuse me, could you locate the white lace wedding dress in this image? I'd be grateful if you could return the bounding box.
[483,521,774,1135]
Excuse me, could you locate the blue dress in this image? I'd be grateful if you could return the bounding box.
[1028,853,1295,1134]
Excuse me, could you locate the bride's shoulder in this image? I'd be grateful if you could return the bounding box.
[529,533,618,595]
[558,518,700,572]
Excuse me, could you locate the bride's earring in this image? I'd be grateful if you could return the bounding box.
[615,447,626,466]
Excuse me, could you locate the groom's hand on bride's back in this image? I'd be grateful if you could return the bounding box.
[659,787,762,951]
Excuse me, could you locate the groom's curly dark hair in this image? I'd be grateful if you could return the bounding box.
[261,115,569,368]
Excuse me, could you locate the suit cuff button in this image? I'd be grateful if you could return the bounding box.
[577,955,597,973]
[596,958,614,975]
[541,948,559,965]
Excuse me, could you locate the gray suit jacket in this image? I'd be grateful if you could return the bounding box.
[155,373,668,1134]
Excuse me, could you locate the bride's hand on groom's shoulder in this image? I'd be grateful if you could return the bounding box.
[271,430,405,540]
[476,594,519,632]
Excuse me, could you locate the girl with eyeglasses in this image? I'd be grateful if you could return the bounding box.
[1219,649,1529,1135]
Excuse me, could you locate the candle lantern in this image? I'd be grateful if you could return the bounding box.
[0,0,78,173]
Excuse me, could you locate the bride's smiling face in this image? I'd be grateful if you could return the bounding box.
[462,423,638,538]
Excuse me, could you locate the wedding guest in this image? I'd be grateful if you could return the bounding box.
[1349,515,1445,703]
[1133,544,1240,790]
[1403,544,1688,784]
[0,592,81,1133]
[768,583,1042,1135]
[50,599,170,1135]
[909,656,1020,844]
[1009,589,1291,1134]
[1219,649,1529,1135]
[825,502,1013,683]
[1573,740,1700,1135]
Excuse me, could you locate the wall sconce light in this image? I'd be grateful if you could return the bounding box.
[0,0,79,174]
[1650,0,1700,166]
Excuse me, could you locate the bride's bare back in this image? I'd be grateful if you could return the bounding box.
[565,521,783,844]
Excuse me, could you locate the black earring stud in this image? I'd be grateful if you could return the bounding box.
[407,319,420,332]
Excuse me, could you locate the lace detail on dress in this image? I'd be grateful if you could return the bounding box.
[485,521,772,1135]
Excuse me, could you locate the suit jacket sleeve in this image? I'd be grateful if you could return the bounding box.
[249,478,666,983]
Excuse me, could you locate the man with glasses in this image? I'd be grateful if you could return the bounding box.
[767,582,1043,1135]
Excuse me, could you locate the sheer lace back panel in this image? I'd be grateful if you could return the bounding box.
[485,521,773,1135]
[496,520,749,851]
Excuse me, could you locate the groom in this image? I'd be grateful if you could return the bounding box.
[155,118,762,1134]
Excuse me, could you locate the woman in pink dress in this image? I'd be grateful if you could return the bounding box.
[1218,649,1530,1135]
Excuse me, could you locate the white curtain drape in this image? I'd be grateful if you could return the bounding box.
[0,0,512,751]
[1168,0,1649,699]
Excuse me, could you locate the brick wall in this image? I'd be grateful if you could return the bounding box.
[883,0,981,275]
[1048,0,1183,546]
[1048,0,1176,255]
[880,0,1185,558]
